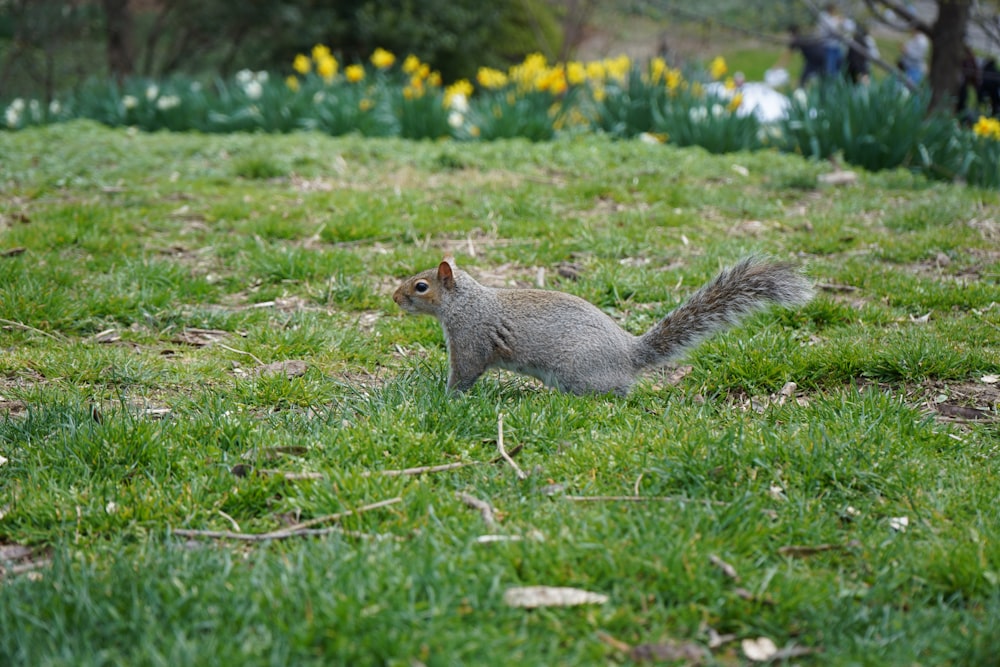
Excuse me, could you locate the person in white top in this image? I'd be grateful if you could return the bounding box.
[899,27,930,85]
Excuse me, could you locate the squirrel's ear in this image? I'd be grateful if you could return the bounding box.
[437,260,456,289]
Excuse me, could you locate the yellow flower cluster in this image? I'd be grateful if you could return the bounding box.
[649,56,684,92]
[973,115,1000,140]
[444,79,473,108]
[402,54,442,99]
[509,53,567,94]
[288,44,339,89]
[286,46,725,109]
[476,67,509,90]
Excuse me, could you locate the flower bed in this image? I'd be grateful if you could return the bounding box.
[4,48,999,188]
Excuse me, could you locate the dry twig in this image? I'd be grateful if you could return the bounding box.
[364,461,480,477]
[456,492,497,529]
[497,412,527,480]
[0,318,65,341]
[173,496,402,542]
[217,343,265,366]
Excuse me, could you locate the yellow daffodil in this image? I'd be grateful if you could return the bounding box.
[650,57,667,84]
[476,67,509,89]
[604,55,631,83]
[316,55,338,82]
[566,61,586,86]
[726,92,743,113]
[585,61,606,81]
[709,56,727,80]
[402,54,421,74]
[285,75,300,92]
[537,66,567,95]
[973,115,1000,140]
[292,54,311,75]
[427,71,442,87]
[359,97,373,111]
[444,79,474,108]
[665,68,683,93]
[371,48,395,69]
[345,64,365,83]
[312,44,332,63]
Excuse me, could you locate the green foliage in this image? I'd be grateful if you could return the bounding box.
[779,77,1000,188]
[653,89,763,153]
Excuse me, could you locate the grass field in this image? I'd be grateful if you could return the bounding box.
[1,121,998,665]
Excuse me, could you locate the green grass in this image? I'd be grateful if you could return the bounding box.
[1,121,999,666]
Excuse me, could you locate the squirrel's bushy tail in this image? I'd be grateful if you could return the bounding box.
[634,256,813,369]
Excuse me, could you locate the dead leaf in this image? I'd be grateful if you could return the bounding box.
[664,365,693,386]
[709,554,740,581]
[889,517,909,532]
[742,636,778,662]
[1,247,26,257]
[502,586,608,608]
[171,328,229,346]
[92,329,121,344]
[982,374,999,384]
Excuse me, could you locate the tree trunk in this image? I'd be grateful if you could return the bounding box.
[928,0,972,111]
[103,0,135,83]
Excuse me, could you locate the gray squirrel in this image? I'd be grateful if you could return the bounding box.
[392,256,813,396]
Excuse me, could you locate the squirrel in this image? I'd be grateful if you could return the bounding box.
[392,255,813,396]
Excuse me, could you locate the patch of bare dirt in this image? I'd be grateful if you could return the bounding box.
[903,251,997,284]
[0,544,51,582]
[920,379,1000,424]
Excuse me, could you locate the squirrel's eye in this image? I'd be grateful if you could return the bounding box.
[414,280,429,294]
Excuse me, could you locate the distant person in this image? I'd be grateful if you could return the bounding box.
[817,3,845,76]
[775,24,826,88]
[980,58,1000,116]
[846,23,879,84]
[898,27,930,86]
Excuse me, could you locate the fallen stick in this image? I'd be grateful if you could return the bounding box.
[456,492,497,529]
[0,318,65,341]
[497,412,527,480]
[173,496,402,542]
[363,461,479,477]
[565,495,727,506]
[363,443,524,478]
[565,495,684,502]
